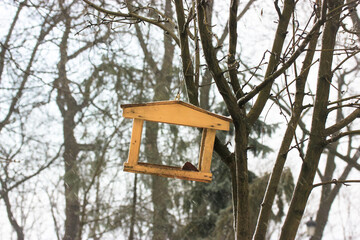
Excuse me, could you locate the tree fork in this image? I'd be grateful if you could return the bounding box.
[246,0,295,124]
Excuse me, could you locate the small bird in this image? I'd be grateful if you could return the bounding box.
[182,162,199,172]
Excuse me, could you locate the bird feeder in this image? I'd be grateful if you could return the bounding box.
[121,101,231,183]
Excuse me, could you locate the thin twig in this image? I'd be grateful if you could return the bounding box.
[313,179,360,188]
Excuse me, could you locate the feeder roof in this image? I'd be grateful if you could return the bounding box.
[121,100,232,131]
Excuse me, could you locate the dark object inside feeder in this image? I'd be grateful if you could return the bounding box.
[182,162,199,172]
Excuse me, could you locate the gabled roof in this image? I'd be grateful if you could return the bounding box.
[121,100,232,131]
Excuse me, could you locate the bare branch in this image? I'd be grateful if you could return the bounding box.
[0,0,27,84]
[325,108,360,135]
[228,0,244,99]
[326,130,360,144]
[326,145,360,171]
[239,18,323,108]
[0,11,62,132]
[246,0,296,124]
[253,14,320,239]
[313,179,360,188]
[218,0,257,47]
[196,0,242,123]
[328,94,360,106]
[83,0,180,45]
[174,0,198,105]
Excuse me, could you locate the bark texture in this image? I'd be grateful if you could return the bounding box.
[253,18,320,240]
[279,1,344,239]
[132,1,175,238]
[56,11,81,240]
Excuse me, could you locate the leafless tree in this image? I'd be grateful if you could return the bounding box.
[0,1,63,239]
[83,0,360,239]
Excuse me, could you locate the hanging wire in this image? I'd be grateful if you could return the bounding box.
[175,71,186,101]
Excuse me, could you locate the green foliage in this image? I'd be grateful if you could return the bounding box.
[175,155,232,239]
[214,101,278,157]
[249,119,279,157]
[171,100,281,239]
[176,161,294,239]
[212,168,294,238]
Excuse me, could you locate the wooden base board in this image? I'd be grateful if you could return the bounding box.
[124,162,212,183]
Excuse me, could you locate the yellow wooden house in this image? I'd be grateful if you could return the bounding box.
[121,100,232,183]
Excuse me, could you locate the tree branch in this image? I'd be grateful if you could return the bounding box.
[327,94,360,106]
[279,1,345,238]
[0,0,27,84]
[218,0,257,48]
[325,108,360,135]
[174,0,198,105]
[326,130,360,144]
[326,144,360,171]
[83,0,180,45]
[313,179,360,188]
[240,16,323,112]
[6,145,63,192]
[0,179,24,240]
[0,11,62,132]
[196,0,242,123]
[246,0,296,124]
[228,0,244,99]
[253,14,321,239]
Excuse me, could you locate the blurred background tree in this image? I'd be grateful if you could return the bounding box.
[0,0,359,240]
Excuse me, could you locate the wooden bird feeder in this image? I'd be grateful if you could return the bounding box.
[121,101,232,183]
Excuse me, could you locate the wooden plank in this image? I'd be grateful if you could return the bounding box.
[198,129,207,171]
[123,162,212,183]
[198,128,216,173]
[126,119,144,166]
[121,101,231,131]
[122,101,232,122]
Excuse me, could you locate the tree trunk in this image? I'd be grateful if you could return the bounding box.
[311,71,344,240]
[56,10,81,240]
[279,1,344,239]
[233,127,250,239]
[253,19,320,240]
[132,1,175,238]
[62,120,80,240]
[311,145,360,240]
[129,174,137,240]
[0,181,24,240]
[145,121,172,240]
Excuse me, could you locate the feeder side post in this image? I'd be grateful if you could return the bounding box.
[198,128,216,173]
[127,118,144,166]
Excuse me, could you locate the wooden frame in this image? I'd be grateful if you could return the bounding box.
[121,101,232,183]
